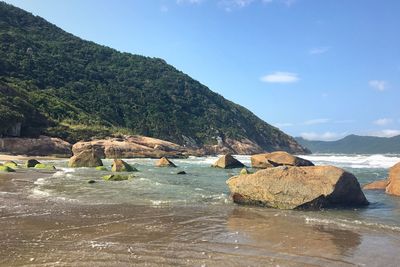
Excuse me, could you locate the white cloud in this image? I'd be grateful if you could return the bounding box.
[369,129,400,138]
[260,72,299,83]
[218,0,254,11]
[303,118,330,125]
[300,131,347,141]
[334,119,355,124]
[309,46,330,55]
[369,80,387,91]
[373,118,393,126]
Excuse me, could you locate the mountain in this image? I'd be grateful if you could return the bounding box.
[296,135,400,154]
[0,2,307,154]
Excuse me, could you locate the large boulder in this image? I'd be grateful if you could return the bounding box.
[68,148,103,168]
[156,157,177,167]
[386,162,400,196]
[251,151,314,168]
[212,154,244,169]
[226,165,368,209]
[363,179,388,190]
[111,159,137,172]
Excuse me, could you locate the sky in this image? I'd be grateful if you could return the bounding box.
[4,0,400,141]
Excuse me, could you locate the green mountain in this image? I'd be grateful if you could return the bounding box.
[296,135,400,154]
[0,2,307,153]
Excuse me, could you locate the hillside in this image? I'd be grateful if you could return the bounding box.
[0,2,307,154]
[296,135,400,154]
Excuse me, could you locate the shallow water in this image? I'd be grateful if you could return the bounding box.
[1,154,400,266]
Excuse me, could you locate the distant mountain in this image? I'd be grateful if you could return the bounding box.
[295,135,400,154]
[0,2,307,153]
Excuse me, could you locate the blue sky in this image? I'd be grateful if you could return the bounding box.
[4,0,400,140]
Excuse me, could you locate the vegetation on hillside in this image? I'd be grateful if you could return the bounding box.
[0,2,306,153]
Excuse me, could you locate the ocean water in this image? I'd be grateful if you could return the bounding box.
[30,154,400,230]
[2,154,400,266]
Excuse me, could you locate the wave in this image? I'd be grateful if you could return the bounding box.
[300,154,400,169]
[304,215,400,232]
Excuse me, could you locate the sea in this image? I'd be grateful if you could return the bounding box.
[1,154,400,266]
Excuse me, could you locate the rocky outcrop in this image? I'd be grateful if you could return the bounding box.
[156,157,177,167]
[72,135,189,159]
[0,136,72,157]
[226,165,368,209]
[111,159,137,172]
[386,162,400,196]
[251,151,314,168]
[68,147,103,168]
[212,154,245,169]
[203,138,265,155]
[363,180,388,190]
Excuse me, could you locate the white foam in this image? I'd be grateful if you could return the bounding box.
[300,154,400,169]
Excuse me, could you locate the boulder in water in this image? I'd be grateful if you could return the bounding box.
[386,162,400,196]
[0,165,15,172]
[4,161,18,168]
[102,174,134,181]
[68,148,103,168]
[25,159,40,168]
[212,154,244,169]
[363,180,388,190]
[111,159,137,172]
[251,151,314,168]
[156,157,177,167]
[226,165,369,209]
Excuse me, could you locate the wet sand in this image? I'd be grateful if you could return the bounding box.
[1,170,400,266]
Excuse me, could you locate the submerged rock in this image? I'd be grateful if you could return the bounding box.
[156,157,177,167]
[177,171,186,175]
[363,180,388,190]
[25,159,41,168]
[212,154,244,169]
[68,147,103,168]
[34,163,56,170]
[111,159,137,172]
[4,161,18,168]
[240,168,252,175]
[386,162,400,196]
[251,151,314,169]
[226,165,368,210]
[88,180,96,184]
[102,174,134,181]
[0,165,15,172]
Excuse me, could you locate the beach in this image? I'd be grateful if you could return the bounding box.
[1,155,400,266]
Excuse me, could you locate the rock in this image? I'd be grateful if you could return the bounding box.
[88,180,96,184]
[68,148,103,168]
[102,174,134,181]
[0,136,72,157]
[226,165,368,209]
[4,161,18,168]
[72,135,187,159]
[25,159,41,168]
[0,166,15,172]
[177,171,186,175]
[240,168,252,175]
[386,162,400,196]
[34,163,56,170]
[251,151,314,168]
[363,180,388,190]
[111,159,138,172]
[212,154,244,169]
[95,166,108,171]
[156,157,177,167]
